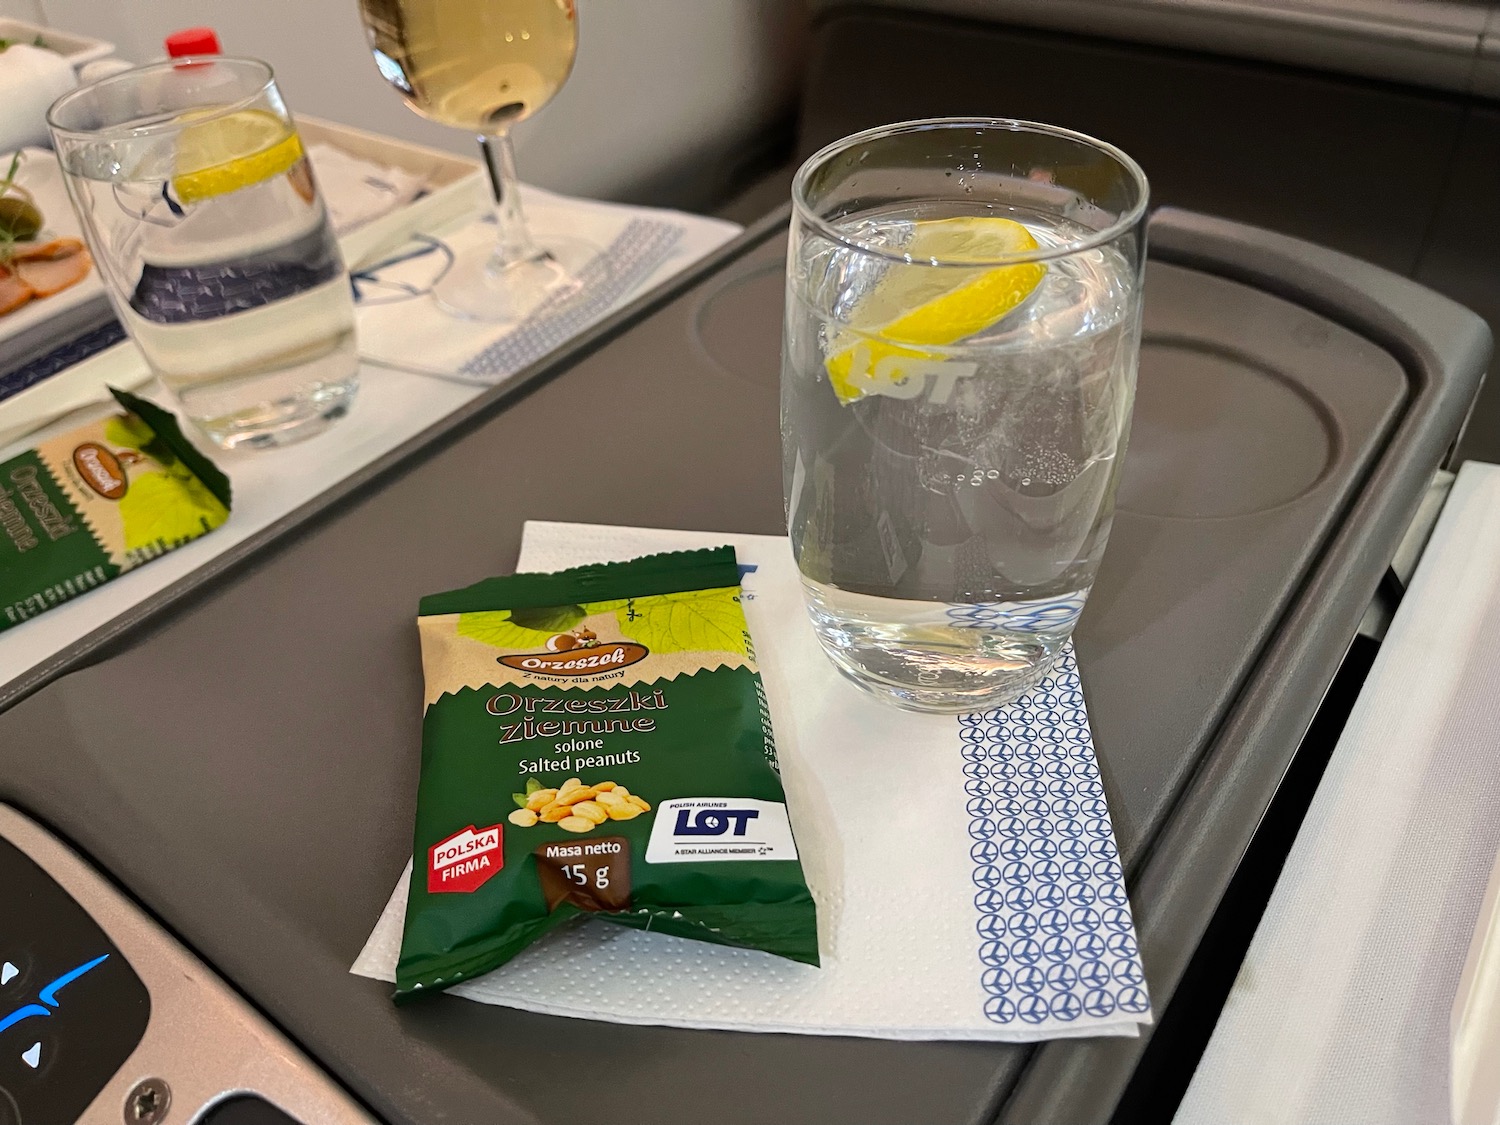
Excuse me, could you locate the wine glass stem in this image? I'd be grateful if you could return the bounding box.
[479,131,542,270]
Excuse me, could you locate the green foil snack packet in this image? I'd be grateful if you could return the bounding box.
[398,546,819,999]
[1,388,231,632]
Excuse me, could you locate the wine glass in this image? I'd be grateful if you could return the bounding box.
[356,0,594,322]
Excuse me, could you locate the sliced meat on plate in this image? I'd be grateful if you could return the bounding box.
[10,239,93,298]
[10,237,87,262]
[0,264,32,316]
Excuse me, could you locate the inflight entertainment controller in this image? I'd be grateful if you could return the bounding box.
[0,805,374,1124]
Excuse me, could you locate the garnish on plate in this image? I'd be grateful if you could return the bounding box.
[0,151,92,316]
[0,151,41,240]
[0,34,48,53]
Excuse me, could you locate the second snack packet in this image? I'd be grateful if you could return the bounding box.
[398,546,818,999]
[1,388,231,632]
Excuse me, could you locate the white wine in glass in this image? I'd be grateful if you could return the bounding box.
[357,0,592,322]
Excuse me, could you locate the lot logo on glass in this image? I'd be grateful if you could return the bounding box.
[498,628,648,677]
[428,823,504,893]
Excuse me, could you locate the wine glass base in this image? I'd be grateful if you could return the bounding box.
[432,235,602,325]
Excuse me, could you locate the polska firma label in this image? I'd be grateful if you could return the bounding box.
[427,823,504,893]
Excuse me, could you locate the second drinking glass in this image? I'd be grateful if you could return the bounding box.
[782,118,1149,712]
[357,0,596,323]
[48,57,359,450]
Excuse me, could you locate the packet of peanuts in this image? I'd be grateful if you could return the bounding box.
[1,388,231,632]
[397,546,819,999]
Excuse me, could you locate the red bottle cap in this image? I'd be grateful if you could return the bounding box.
[165,27,221,57]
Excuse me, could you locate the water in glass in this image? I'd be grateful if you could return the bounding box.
[783,199,1140,710]
[52,63,357,449]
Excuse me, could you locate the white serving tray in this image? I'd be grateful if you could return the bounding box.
[298,116,486,271]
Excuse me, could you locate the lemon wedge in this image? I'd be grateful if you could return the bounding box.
[824,216,1046,404]
[172,109,304,204]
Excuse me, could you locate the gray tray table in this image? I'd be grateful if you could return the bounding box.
[0,208,1488,1125]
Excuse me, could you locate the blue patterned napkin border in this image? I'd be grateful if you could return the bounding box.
[456,218,684,384]
[0,320,127,405]
[960,645,1151,1028]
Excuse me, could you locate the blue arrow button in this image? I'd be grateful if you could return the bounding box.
[37,954,108,1007]
[0,1005,48,1035]
[0,953,111,1039]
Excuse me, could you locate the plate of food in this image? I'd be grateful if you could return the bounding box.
[0,19,116,71]
[1,146,106,346]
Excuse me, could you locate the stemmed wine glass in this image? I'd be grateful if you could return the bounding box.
[356,0,594,322]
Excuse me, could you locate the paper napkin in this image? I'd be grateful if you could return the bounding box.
[306,142,429,235]
[353,523,1151,1041]
[353,188,694,385]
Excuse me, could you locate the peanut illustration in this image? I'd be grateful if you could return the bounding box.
[511,777,651,834]
[571,800,609,825]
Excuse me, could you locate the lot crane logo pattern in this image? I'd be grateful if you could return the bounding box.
[943,591,1089,635]
[960,645,1151,1027]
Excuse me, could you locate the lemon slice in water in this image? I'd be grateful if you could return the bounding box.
[172,108,304,204]
[824,216,1046,405]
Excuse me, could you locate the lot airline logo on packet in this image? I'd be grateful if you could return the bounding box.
[499,629,648,677]
[428,823,504,893]
[646,798,800,864]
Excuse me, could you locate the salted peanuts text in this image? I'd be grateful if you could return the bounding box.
[507,777,651,833]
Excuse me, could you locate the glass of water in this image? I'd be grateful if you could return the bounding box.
[782,119,1148,712]
[48,57,358,449]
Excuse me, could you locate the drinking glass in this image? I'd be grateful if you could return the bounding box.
[357,0,594,323]
[48,57,359,450]
[782,118,1149,712]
